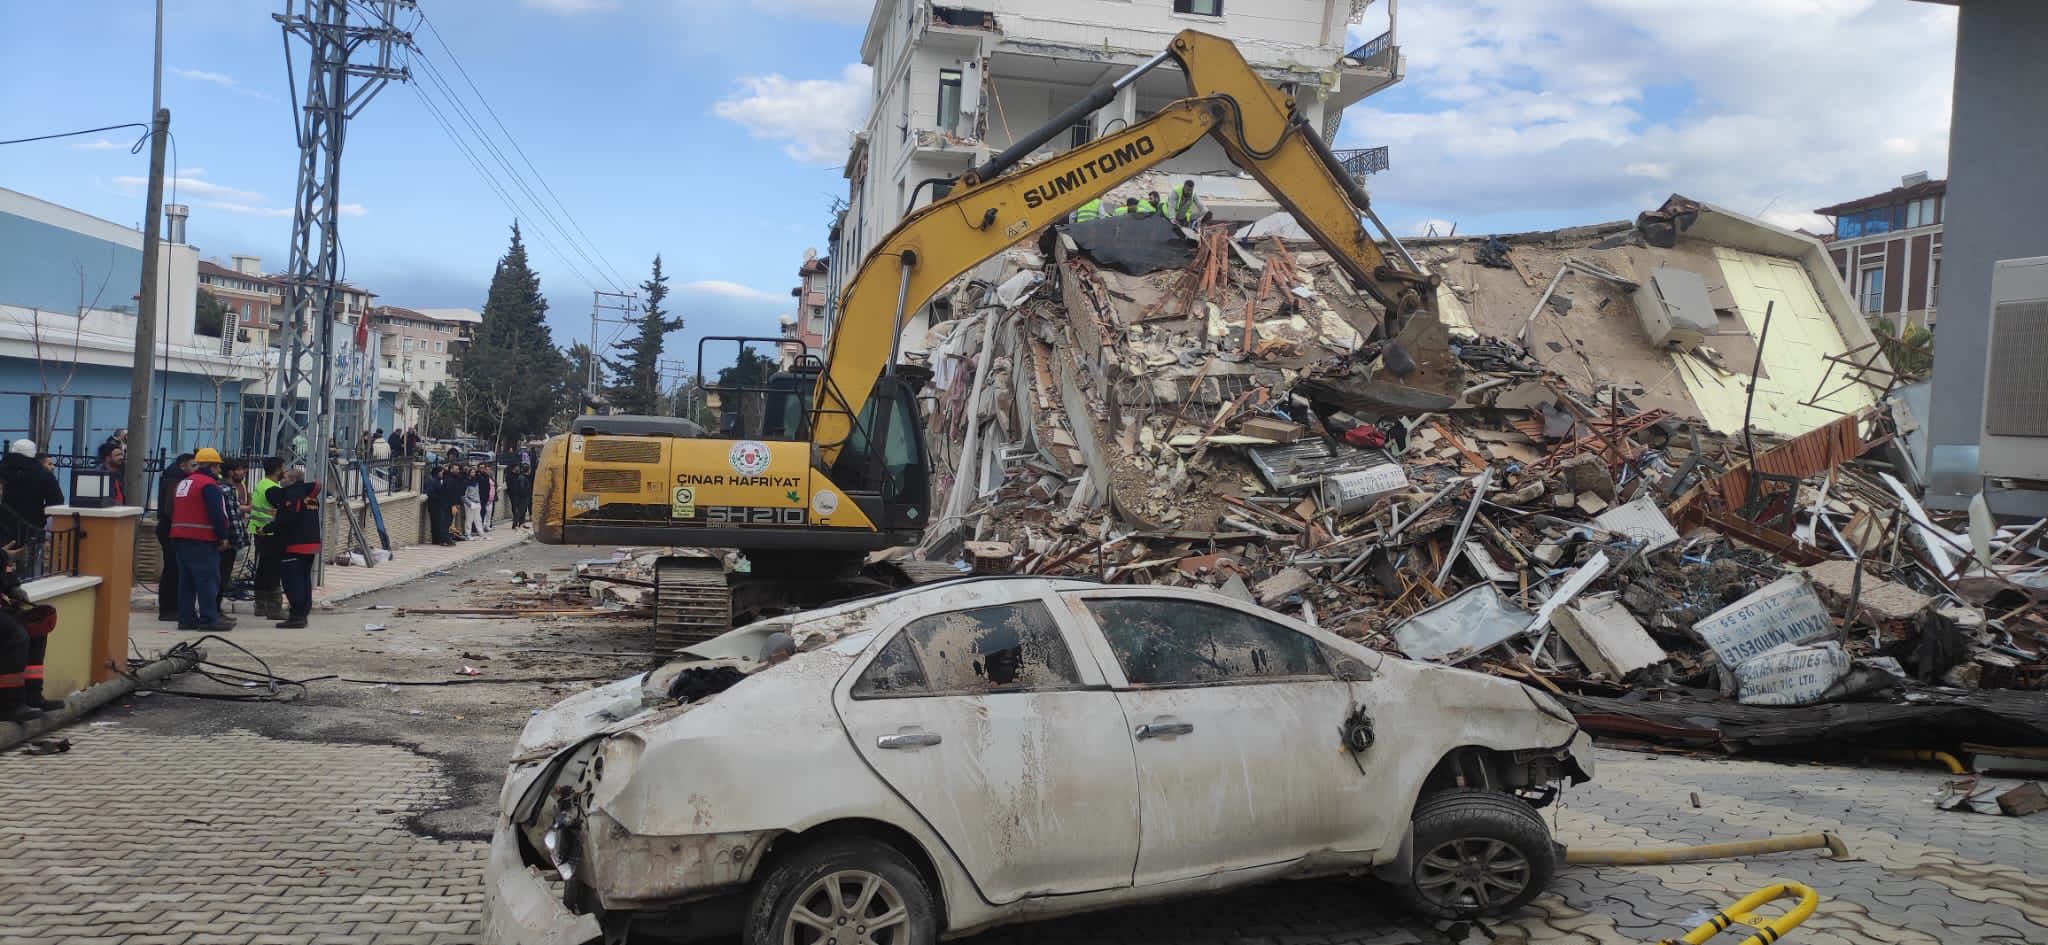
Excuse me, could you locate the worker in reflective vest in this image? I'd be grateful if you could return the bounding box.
[168,447,236,632]
[250,457,286,620]
[1071,198,1105,223]
[1167,179,1205,226]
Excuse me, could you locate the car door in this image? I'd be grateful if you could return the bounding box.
[833,588,1140,904]
[1063,590,1391,887]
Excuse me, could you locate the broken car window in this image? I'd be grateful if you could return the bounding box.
[1083,597,1330,686]
[852,632,927,697]
[855,601,1082,697]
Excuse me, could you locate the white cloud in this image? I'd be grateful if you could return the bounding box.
[712,63,872,165]
[111,171,364,220]
[522,0,618,12]
[743,0,873,22]
[69,138,125,151]
[681,279,782,302]
[1340,0,1956,235]
[171,67,237,87]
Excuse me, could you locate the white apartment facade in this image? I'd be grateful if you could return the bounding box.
[833,0,1404,270]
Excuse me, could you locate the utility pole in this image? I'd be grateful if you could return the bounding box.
[122,108,170,507]
[587,289,638,405]
[268,0,410,469]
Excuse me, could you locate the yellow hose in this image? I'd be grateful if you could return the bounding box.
[1659,881,1820,945]
[1869,749,1968,774]
[1566,832,1850,866]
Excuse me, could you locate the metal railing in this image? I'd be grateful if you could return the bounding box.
[1332,146,1391,178]
[0,506,80,582]
[1347,30,1393,64]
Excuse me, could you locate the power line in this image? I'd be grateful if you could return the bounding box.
[406,73,604,293]
[407,48,621,293]
[346,0,627,293]
[415,6,630,290]
[0,121,150,147]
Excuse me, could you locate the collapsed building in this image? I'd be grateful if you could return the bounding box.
[886,187,2048,758]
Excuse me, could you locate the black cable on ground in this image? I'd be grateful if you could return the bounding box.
[337,674,620,686]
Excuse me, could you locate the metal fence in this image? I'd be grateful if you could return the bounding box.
[1333,145,1391,179]
[0,506,81,582]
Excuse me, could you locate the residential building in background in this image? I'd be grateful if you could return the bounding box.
[371,304,464,432]
[0,186,264,465]
[1912,0,2048,515]
[1816,174,1944,331]
[197,255,284,352]
[783,251,830,365]
[834,0,1403,267]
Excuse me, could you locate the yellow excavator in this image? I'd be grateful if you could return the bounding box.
[534,30,1453,646]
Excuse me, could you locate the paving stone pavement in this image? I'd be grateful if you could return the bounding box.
[7,728,2046,945]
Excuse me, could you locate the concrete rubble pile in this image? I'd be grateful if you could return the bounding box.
[895,193,2048,756]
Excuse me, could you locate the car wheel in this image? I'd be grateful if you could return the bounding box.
[744,837,938,945]
[1396,789,1555,919]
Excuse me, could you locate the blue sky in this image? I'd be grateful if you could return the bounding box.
[3,0,1957,364]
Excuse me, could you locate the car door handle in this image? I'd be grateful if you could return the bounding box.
[876,731,942,750]
[1135,721,1195,739]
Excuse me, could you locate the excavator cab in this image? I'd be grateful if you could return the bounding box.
[828,367,932,537]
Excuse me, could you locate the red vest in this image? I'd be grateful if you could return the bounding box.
[169,470,221,541]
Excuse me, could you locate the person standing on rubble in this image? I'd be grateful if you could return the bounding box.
[269,466,321,630]
[1168,179,1206,226]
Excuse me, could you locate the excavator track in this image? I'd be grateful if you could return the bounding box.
[652,557,734,652]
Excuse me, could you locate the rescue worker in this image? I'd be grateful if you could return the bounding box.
[250,457,286,619]
[269,466,321,629]
[1167,179,1205,226]
[154,453,195,621]
[168,447,236,632]
[1071,197,1105,223]
[0,542,48,721]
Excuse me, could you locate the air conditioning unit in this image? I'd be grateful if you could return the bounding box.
[1633,266,1717,350]
[1981,256,2048,484]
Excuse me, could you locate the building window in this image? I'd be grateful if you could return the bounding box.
[1861,267,1884,315]
[1069,120,1093,150]
[1906,196,1940,229]
[937,69,963,133]
[1174,0,1223,15]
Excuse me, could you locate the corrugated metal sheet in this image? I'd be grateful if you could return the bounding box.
[1248,440,1398,493]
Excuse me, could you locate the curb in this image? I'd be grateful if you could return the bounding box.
[0,648,203,752]
[318,533,535,607]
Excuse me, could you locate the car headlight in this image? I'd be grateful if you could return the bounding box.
[544,806,580,881]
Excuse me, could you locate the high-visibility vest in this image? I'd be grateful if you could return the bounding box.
[1072,198,1104,222]
[250,476,280,530]
[1168,190,1197,223]
[1112,200,1160,217]
[169,470,222,542]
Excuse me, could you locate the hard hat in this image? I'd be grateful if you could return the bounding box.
[194,447,224,464]
[9,439,35,457]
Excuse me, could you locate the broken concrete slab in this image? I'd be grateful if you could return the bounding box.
[1254,566,1314,606]
[1551,592,1665,679]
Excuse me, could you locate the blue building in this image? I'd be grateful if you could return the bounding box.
[1,187,266,471]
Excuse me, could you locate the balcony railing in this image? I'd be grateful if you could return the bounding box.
[1332,146,1391,179]
[1347,30,1393,65]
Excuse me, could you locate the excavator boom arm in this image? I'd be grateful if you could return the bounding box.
[812,29,1441,463]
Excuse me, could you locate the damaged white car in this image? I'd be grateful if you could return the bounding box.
[485,577,1594,945]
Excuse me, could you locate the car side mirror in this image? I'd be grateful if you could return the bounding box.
[1333,657,1374,682]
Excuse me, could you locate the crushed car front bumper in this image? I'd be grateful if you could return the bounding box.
[482,819,603,945]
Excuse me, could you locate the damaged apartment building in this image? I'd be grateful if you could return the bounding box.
[824,0,1406,334]
[873,187,2048,754]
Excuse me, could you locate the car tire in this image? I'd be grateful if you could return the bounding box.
[1394,789,1555,919]
[744,837,938,945]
